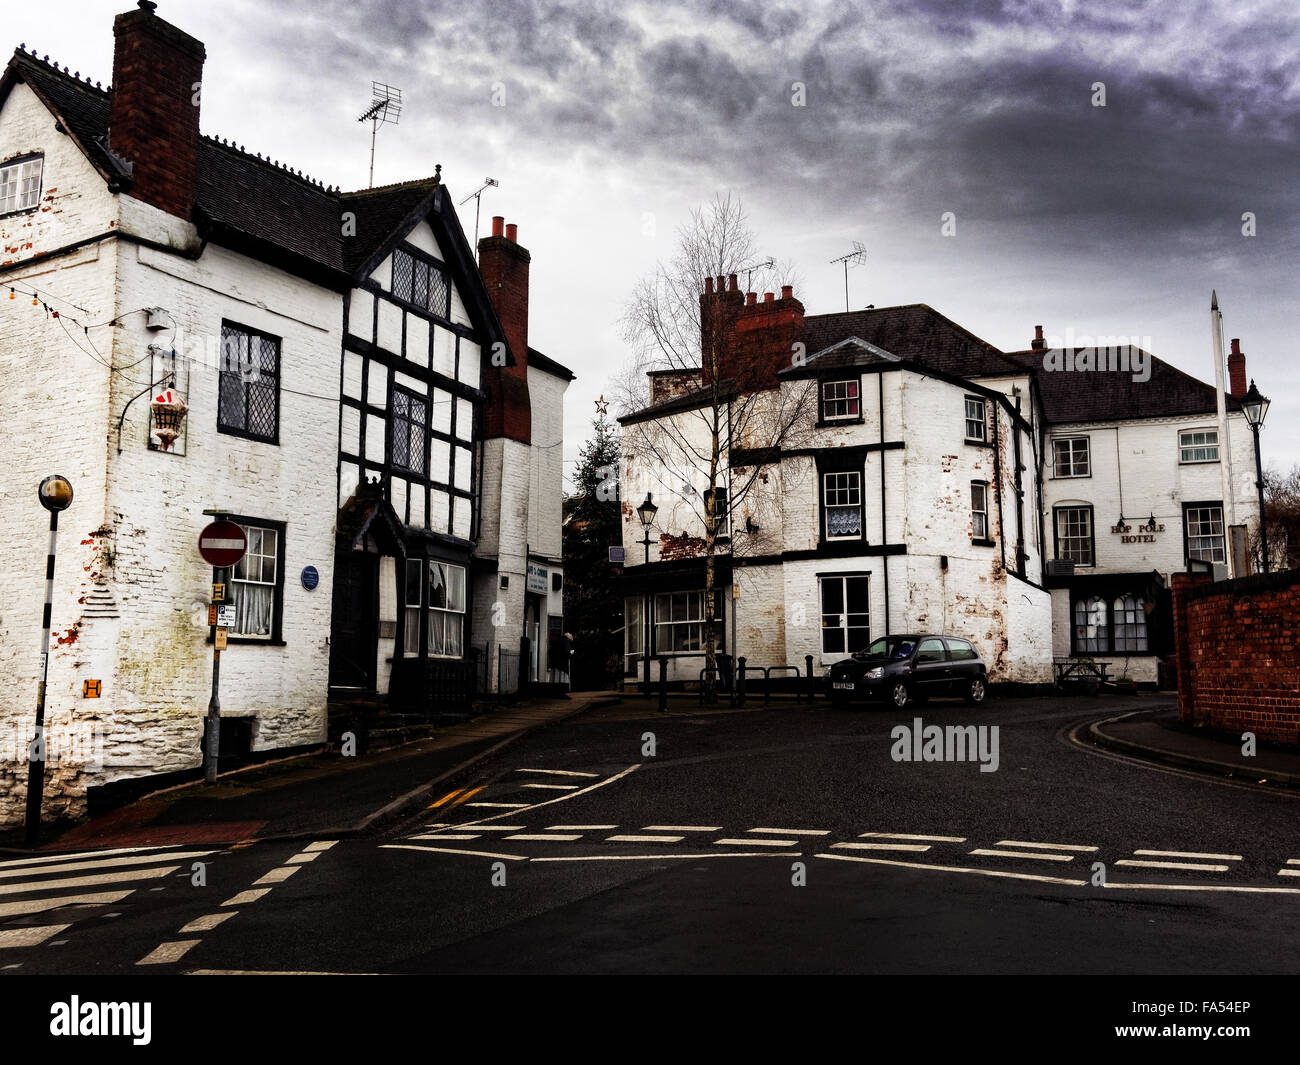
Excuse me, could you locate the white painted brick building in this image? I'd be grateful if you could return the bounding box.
[619,276,1260,690]
[0,4,569,827]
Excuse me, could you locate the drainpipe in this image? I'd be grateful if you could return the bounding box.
[993,399,1006,573]
[879,373,890,635]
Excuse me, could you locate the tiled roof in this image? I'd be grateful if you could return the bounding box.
[1004,348,1240,423]
[3,48,437,285]
[799,304,1026,377]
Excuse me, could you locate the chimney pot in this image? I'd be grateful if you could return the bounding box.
[1230,338,1240,355]
[763,292,774,303]
[491,215,505,238]
[1031,324,1046,351]
[780,285,793,300]
[728,274,738,291]
[705,277,714,294]
[505,222,517,242]
[746,292,757,306]
[1227,337,1247,399]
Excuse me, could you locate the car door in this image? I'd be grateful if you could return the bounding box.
[943,638,978,689]
[912,637,951,696]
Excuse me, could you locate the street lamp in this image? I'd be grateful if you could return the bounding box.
[1241,379,1271,573]
[636,493,658,693]
[26,474,74,846]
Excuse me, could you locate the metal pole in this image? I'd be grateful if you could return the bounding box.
[1253,423,1270,574]
[642,530,652,694]
[368,117,378,188]
[24,509,60,846]
[204,566,226,784]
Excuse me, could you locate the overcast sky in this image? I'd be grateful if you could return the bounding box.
[14,0,1298,484]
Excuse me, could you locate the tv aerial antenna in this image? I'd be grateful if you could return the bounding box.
[830,241,867,312]
[460,178,501,259]
[738,257,775,292]
[358,81,402,188]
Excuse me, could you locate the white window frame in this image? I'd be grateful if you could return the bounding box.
[230,523,278,639]
[0,155,42,215]
[821,379,861,421]
[404,559,466,657]
[624,596,644,674]
[1055,506,1094,566]
[404,560,422,656]
[703,484,730,538]
[819,575,870,656]
[971,481,989,541]
[964,395,987,443]
[1179,428,1219,464]
[1052,436,1091,478]
[1112,595,1149,652]
[823,470,863,540]
[1185,504,1226,563]
[1074,595,1109,653]
[653,590,724,655]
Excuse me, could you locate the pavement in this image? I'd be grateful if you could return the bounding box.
[2,691,619,853]
[1087,698,1300,787]
[5,686,1296,854]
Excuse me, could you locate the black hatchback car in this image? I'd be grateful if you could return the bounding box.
[826,634,988,708]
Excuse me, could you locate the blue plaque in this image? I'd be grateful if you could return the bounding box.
[301,565,319,590]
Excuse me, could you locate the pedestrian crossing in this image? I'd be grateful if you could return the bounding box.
[0,845,218,961]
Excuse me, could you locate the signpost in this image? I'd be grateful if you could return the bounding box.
[198,516,246,784]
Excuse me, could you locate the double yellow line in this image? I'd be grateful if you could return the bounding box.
[427,786,484,811]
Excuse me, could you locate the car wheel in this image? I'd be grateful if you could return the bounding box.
[890,681,910,709]
[966,676,987,705]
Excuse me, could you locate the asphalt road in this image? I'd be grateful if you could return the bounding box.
[3,694,1299,976]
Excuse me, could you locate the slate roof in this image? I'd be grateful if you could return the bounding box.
[1,48,441,287]
[527,346,576,382]
[792,304,1027,377]
[1005,348,1240,423]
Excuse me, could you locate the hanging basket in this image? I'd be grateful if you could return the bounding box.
[149,388,188,451]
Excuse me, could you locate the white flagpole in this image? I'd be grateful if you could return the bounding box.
[1210,291,1236,575]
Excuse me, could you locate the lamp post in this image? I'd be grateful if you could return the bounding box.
[636,493,658,694]
[1241,379,1271,573]
[26,474,74,846]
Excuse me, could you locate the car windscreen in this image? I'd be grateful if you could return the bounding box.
[859,637,918,660]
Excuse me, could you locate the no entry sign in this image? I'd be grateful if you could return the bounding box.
[198,520,247,568]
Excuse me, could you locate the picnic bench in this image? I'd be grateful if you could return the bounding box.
[1053,658,1111,691]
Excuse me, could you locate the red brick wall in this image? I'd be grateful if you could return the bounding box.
[1171,569,1300,744]
[479,218,532,443]
[699,277,804,391]
[110,5,206,220]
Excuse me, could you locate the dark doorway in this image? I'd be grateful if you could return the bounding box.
[329,551,378,690]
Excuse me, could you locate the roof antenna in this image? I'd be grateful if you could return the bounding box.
[830,241,867,312]
[460,178,500,260]
[738,257,775,293]
[358,81,402,189]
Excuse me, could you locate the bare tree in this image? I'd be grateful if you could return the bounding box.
[1251,463,1300,572]
[617,193,817,695]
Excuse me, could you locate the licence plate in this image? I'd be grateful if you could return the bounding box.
[832,682,855,690]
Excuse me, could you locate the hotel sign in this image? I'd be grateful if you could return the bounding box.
[526,562,549,596]
[1111,520,1165,544]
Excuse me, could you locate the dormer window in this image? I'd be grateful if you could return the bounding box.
[0,155,43,215]
[392,246,450,318]
[821,379,861,422]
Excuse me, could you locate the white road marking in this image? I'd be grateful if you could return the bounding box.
[969,849,1074,862]
[286,852,322,863]
[505,834,584,842]
[1115,860,1230,872]
[436,825,525,832]
[0,849,214,881]
[0,866,179,896]
[410,833,481,841]
[1133,849,1241,861]
[860,832,967,843]
[1277,869,1300,878]
[547,825,619,831]
[715,838,797,847]
[221,889,270,906]
[180,912,237,933]
[451,764,641,828]
[303,841,338,853]
[643,825,720,832]
[0,924,69,948]
[465,802,530,808]
[832,842,931,852]
[532,852,802,862]
[1105,882,1300,895]
[253,867,299,885]
[0,890,132,918]
[520,783,580,790]
[995,840,1098,852]
[0,845,173,869]
[515,768,601,778]
[1285,858,1300,865]
[606,835,684,843]
[137,939,201,965]
[381,844,529,861]
[747,828,831,836]
[817,852,1087,886]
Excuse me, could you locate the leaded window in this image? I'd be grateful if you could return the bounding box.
[218,323,280,443]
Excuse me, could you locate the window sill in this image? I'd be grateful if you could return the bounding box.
[971,538,996,548]
[206,636,286,647]
[964,438,993,448]
[0,205,40,221]
[817,416,865,428]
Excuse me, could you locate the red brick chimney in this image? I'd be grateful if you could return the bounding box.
[699,274,743,383]
[701,278,804,392]
[478,215,532,442]
[1228,338,1247,400]
[109,1,206,220]
[1031,325,1045,351]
